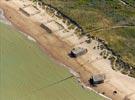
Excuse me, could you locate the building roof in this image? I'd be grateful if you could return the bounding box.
[71,47,86,55]
[92,74,105,82]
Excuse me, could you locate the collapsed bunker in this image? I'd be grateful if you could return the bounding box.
[40,23,52,33]
[70,47,88,58]
[19,5,40,16]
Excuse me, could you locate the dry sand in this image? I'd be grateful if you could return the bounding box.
[1,0,135,100]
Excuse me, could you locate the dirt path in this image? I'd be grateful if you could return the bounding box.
[85,25,135,34]
[1,0,135,100]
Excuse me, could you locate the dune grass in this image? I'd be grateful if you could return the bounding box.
[43,0,135,67]
[93,27,135,65]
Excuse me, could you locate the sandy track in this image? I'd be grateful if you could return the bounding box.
[1,0,135,100]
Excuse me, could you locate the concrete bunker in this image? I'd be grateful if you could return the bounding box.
[40,23,52,33]
[89,74,105,85]
[19,5,40,16]
[70,47,87,58]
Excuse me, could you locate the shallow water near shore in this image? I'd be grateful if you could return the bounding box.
[0,19,103,100]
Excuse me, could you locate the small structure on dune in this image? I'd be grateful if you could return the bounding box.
[40,23,52,33]
[90,74,105,85]
[70,47,87,58]
[19,5,40,16]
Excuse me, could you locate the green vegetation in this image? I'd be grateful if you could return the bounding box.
[43,0,135,29]
[42,0,135,66]
[0,22,103,100]
[93,27,135,65]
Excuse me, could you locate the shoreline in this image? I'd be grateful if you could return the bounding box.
[0,8,11,25]
[0,9,110,99]
[1,0,135,99]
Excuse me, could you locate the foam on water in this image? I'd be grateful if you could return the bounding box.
[0,8,11,25]
[27,35,36,42]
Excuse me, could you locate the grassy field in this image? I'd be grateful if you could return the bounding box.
[43,0,135,66]
[0,22,103,100]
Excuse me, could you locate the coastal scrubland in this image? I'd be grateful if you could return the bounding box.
[42,0,135,67]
